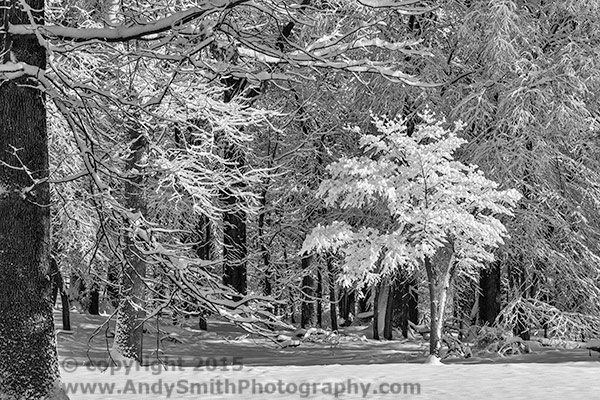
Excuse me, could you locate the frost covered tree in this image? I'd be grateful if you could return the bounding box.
[417,0,600,338]
[302,112,521,359]
[1,0,436,390]
[0,1,70,398]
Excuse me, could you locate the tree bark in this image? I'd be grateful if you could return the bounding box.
[195,215,211,330]
[257,188,272,296]
[316,270,323,327]
[358,285,369,316]
[300,255,315,328]
[221,77,251,298]
[373,280,391,340]
[326,256,338,331]
[87,283,100,315]
[479,261,501,326]
[222,187,247,297]
[372,284,380,340]
[383,279,395,340]
[106,256,121,309]
[113,126,147,362]
[50,257,71,331]
[424,254,454,359]
[339,289,355,326]
[393,270,419,338]
[0,1,67,397]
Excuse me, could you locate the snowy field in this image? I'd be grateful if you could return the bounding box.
[56,311,600,399]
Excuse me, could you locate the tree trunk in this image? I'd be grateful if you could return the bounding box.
[0,1,67,397]
[339,289,355,326]
[221,77,250,298]
[394,270,419,338]
[113,126,147,362]
[50,257,71,331]
[358,285,369,315]
[60,293,71,332]
[50,257,61,307]
[372,284,380,340]
[300,255,315,328]
[258,188,272,297]
[383,280,395,340]
[222,199,247,297]
[87,284,100,315]
[106,258,121,309]
[373,280,391,340]
[424,255,453,359]
[316,270,323,327]
[283,247,296,324]
[479,261,501,326]
[326,256,338,331]
[195,215,211,330]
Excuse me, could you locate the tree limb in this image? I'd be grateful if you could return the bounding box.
[8,1,247,43]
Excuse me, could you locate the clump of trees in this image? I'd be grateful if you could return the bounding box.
[3,0,600,398]
[302,112,521,358]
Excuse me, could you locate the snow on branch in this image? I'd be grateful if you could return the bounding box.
[8,1,246,42]
[304,111,522,285]
[357,0,437,12]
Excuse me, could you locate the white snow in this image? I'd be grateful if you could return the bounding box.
[60,361,600,399]
[55,311,600,399]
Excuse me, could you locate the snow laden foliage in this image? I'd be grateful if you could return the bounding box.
[413,0,600,337]
[302,112,521,286]
[30,0,439,353]
[302,111,521,357]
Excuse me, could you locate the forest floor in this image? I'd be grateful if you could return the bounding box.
[55,310,600,399]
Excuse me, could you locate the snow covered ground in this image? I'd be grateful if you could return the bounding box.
[55,311,600,399]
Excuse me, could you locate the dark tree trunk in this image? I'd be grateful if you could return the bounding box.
[113,126,147,362]
[339,289,355,326]
[49,257,71,331]
[283,247,296,324]
[221,77,251,298]
[0,1,66,397]
[60,293,71,331]
[393,270,419,338]
[106,259,121,309]
[373,284,380,340]
[222,200,247,297]
[316,270,323,327]
[373,280,391,340]
[87,284,100,315]
[195,215,212,260]
[300,255,315,328]
[358,285,369,314]
[258,189,272,297]
[407,283,419,332]
[326,256,338,331]
[289,287,296,325]
[195,215,211,330]
[383,280,395,340]
[50,257,61,307]
[479,261,501,326]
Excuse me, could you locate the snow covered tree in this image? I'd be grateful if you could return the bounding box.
[302,111,521,359]
[417,0,600,339]
[2,0,438,388]
[0,1,67,398]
